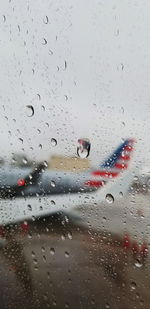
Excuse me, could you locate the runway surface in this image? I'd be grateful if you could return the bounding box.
[0,193,149,308]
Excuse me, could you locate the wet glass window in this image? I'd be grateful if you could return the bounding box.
[0,1,149,309]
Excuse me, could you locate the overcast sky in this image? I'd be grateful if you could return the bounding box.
[0,0,149,169]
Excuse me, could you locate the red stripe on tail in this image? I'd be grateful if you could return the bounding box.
[85,180,105,187]
[92,171,119,178]
[115,163,128,169]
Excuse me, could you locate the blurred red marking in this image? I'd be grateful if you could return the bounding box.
[85,180,104,187]
[92,171,119,177]
[122,234,131,249]
[21,222,29,232]
[17,178,25,186]
[119,155,130,161]
[124,146,133,152]
[115,163,128,169]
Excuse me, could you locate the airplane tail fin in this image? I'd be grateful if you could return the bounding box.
[84,138,136,188]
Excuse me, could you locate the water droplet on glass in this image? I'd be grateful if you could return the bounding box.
[42,38,47,45]
[31,251,35,258]
[19,138,23,144]
[51,138,57,147]
[50,180,56,187]
[43,16,49,24]
[64,60,67,70]
[37,94,41,100]
[134,259,143,268]
[33,258,38,265]
[122,121,125,127]
[51,200,55,205]
[121,63,124,71]
[130,281,137,290]
[26,105,34,117]
[43,255,46,263]
[106,194,114,204]
[77,138,91,158]
[44,160,48,168]
[119,192,123,197]
[41,105,45,111]
[49,49,53,55]
[68,232,72,240]
[27,204,32,211]
[3,15,6,22]
[65,251,69,258]
[64,95,68,101]
[50,248,55,255]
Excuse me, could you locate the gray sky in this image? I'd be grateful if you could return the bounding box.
[0,0,149,168]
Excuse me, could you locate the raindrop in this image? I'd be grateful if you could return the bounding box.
[22,158,28,164]
[65,251,69,258]
[28,231,32,239]
[41,105,45,111]
[43,255,46,263]
[68,232,72,240]
[44,160,48,167]
[119,192,123,197]
[64,60,67,70]
[31,251,35,258]
[51,200,55,205]
[3,15,6,22]
[51,138,57,147]
[43,16,49,24]
[64,95,68,101]
[33,258,38,265]
[121,63,124,71]
[34,266,38,271]
[26,105,34,117]
[77,138,91,158]
[42,38,47,45]
[27,204,32,211]
[50,180,56,187]
[19,138,23,144]
[50,248,55,255]
[49,50,53,55]
[39,144,42,149]
[106,194,114,204]
[134,259,143,268]
[130,281,137,290]
[37,94,41,100]
[122,121,125,127]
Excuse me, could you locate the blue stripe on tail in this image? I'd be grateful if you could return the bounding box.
[101,139,130,168]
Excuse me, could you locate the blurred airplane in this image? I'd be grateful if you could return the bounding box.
[0,138,136,224]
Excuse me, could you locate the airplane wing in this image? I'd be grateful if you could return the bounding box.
[0,168,135,226]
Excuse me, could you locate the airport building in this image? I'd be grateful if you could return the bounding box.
[48,155,91,172]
